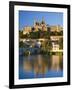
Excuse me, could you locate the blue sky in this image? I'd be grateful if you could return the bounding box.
[19,11,63,30]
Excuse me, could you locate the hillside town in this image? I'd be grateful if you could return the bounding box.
[19,18,63,56]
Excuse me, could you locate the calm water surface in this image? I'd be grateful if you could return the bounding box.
[19,51,63,79]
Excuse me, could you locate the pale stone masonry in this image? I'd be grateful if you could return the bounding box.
[21,18,63,51]
[23,18,63,34]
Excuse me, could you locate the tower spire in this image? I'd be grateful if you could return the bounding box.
[34,17,36,26]
[42,16,44,22]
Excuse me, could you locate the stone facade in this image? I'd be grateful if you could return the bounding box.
[23,19,63,35]
[22,18,63,51]
[34,20,47,32]
[23,26,31,34]
[50,25,63,32]
[23,18,48,34]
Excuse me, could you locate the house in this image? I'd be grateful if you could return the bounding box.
[52,42,59,51]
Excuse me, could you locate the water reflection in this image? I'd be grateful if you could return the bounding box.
[19,54,63,79]
[51,55,60,71]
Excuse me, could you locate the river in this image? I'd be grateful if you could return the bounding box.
[19,53,63,79]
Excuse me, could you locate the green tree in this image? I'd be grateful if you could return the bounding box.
[19,30,23,38]
[59,38,63,49]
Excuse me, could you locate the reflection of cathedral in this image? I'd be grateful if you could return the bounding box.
[23,55,62,77]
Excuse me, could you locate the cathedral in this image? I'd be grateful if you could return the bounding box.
[23,17,63,35]
[20,18,63,52]
[33,17,47,32]
[23,17,48,35]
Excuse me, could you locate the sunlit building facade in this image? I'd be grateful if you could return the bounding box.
[22,18,63,52]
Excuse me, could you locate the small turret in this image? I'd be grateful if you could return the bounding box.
[34,18,36,26]
[41,17,45,24]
